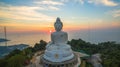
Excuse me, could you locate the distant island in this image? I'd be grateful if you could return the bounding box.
[0,44,29,58]
[0,38,10,42]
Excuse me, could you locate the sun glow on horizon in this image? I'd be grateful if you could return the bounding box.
[1,21,120,33]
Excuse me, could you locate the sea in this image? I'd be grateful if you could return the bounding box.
[0,28,120,47]
[0,32,50,47]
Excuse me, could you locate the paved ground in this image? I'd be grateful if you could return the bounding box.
[25,51,44,67]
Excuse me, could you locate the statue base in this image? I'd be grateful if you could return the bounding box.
[40,53,79,67]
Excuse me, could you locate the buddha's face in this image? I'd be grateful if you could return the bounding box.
[54,21,63,32]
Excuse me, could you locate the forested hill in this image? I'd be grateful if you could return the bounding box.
[0,39,120,67]
[68,39,120,67]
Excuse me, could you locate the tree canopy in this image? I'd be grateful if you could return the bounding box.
[68,39,120,67]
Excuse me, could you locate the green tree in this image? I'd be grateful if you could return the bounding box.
[68,39,120,67]
[5,49,22,59]
[34,40,47,51]
[7,54,26,67]
[0,59,7,67]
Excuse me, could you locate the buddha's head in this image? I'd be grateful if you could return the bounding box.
[54,17,63,32]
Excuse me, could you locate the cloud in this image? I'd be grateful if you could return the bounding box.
[61,0,84,4]
[76,0,84,4]
[48,6,60,10]
[88,0,118,6]
[111,9,120,17]
[0,2,54,21]
[34,0,64,6]
[33,0,65,11]
[61,0,118,6]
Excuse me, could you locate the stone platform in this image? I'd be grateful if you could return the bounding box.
[40,53,78,67]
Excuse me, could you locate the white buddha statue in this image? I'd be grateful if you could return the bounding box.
[43,17,74,62]
[51,17,68,44]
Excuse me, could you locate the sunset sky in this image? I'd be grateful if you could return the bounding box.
[0,0,120,33]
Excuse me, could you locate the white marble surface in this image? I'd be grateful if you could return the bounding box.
[43,17,74,62]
